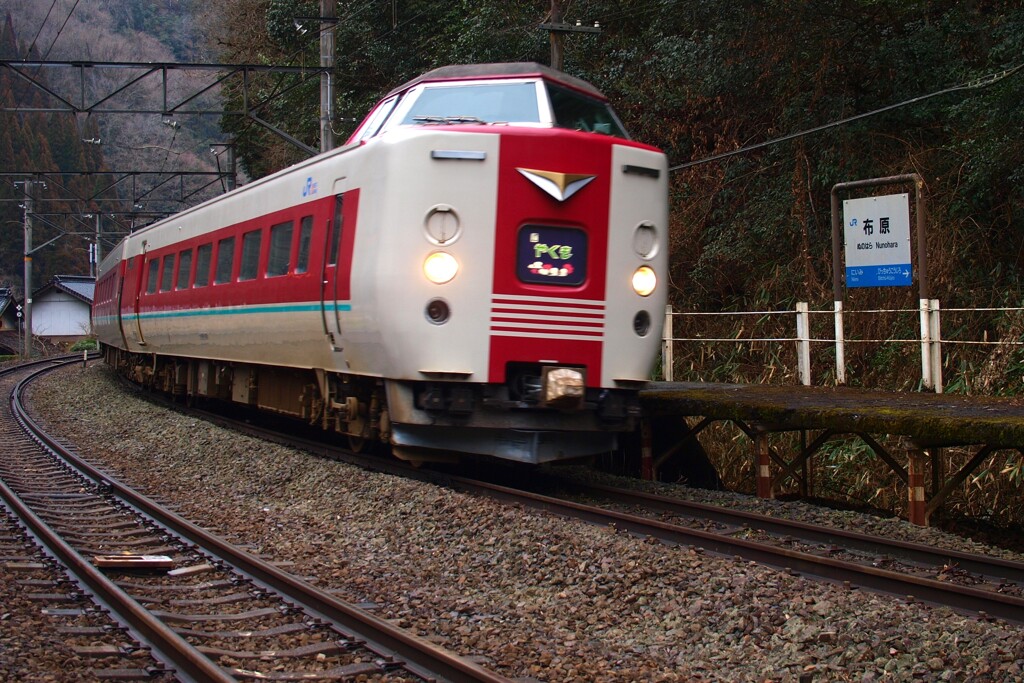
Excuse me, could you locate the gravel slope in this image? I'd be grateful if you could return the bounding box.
[14,363,1024,682]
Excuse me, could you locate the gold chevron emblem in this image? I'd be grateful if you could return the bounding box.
[516,168,597,202]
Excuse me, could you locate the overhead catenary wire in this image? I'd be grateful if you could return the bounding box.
[22,0,58,59]
[36,0,83,62]
[0,1,60,113]
[668,64,1024,172]
[228,0,382,142]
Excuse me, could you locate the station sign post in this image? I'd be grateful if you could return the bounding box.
[830,174,937,391]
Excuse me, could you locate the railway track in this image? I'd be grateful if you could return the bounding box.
[413,473,1024,625]
[529,475,1024,622]
[1,359,512,683]
[151,384,1024,626]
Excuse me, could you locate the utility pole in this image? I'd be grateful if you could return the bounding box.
[210,142,237,192]
[540,1,601,71]
[95,212,103,270]
[320,0,336,153]
[225,144,237,191]
[550,0,564,71]
[18,180,39,358]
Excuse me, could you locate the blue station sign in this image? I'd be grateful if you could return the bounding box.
[843,193,912,288]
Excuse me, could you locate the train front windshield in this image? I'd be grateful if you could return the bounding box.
[363,77,629,139]
[401,82,541,125]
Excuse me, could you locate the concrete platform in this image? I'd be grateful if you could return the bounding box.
[640,382,1024,525]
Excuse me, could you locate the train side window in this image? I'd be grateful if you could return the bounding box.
[194,243,212,287]
[239,229,262,281]
[214,237,235,284]
[547,83,628,138]
[176,249,193,290]
[160,254,175,292]
[328,196,343,266]
[295,215,313,273]
[267,221,292,277]
[352,94,399,142]
[146,259,159,294]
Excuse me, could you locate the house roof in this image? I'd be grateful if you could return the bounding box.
[32,275,95,305]
[0,287,16,317]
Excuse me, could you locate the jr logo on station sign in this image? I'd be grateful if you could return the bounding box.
[843,193,912,288]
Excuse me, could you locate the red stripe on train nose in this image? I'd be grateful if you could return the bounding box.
[488,130,615,384]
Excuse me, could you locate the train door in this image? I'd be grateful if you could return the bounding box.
[320,192,345,350]
[114,258,130,349]
[319,188,359,352]
[132,253,148,346]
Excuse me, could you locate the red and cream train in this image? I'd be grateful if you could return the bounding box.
[93,63,668,464]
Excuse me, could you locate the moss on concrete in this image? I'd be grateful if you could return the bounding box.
[641,382,1024,449]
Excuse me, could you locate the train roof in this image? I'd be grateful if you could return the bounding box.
[386,62,606,100]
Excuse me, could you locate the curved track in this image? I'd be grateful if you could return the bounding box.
[161,387,1024,626]
[1,359,512,683]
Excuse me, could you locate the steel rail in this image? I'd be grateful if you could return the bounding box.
[166,397,1024,625]
[3,359,232,683]
[436,475,1024,624]
[560,479,1024,584]
[14,363,513,683]
[145,388,1024,625]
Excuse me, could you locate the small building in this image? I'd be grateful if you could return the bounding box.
[31,275,95,341]
[0,287,22,355]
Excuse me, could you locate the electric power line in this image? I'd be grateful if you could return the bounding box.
[22,0,58,58]
[668,63,1024,172]
[38,0,83,62]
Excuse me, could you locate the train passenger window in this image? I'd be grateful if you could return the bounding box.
[239,229,262,281]
[295,216,313,273]
[194,243,212,287]
[328,197,343,266]
[160,255,175,292]
[214,237,235,284]
[266,221,292,277]
[146,259,159,294]
[176,249,192,290]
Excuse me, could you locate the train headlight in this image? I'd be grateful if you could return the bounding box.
[631,266,657,297]
[424,252,458,284]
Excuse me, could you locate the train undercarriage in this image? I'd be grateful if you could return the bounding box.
[102,345,641,464]
[104,345,389,454]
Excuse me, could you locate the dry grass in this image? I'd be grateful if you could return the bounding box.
[663,303,1024,527]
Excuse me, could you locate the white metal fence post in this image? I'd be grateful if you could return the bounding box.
[930,298,943,394]
[663,304,674,382]
[796,301,811,385]
[834,301,846,384]
[919,298,933,391]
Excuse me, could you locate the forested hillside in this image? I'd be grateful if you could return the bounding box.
[202,0,1023,392]
[0,0,214,293]
[2,11,92,290]
[4,0,1023,394]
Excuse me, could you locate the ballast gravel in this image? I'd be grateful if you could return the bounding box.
[9,362,1024,682]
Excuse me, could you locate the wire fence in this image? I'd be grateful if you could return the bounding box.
[661,302,1024,393]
